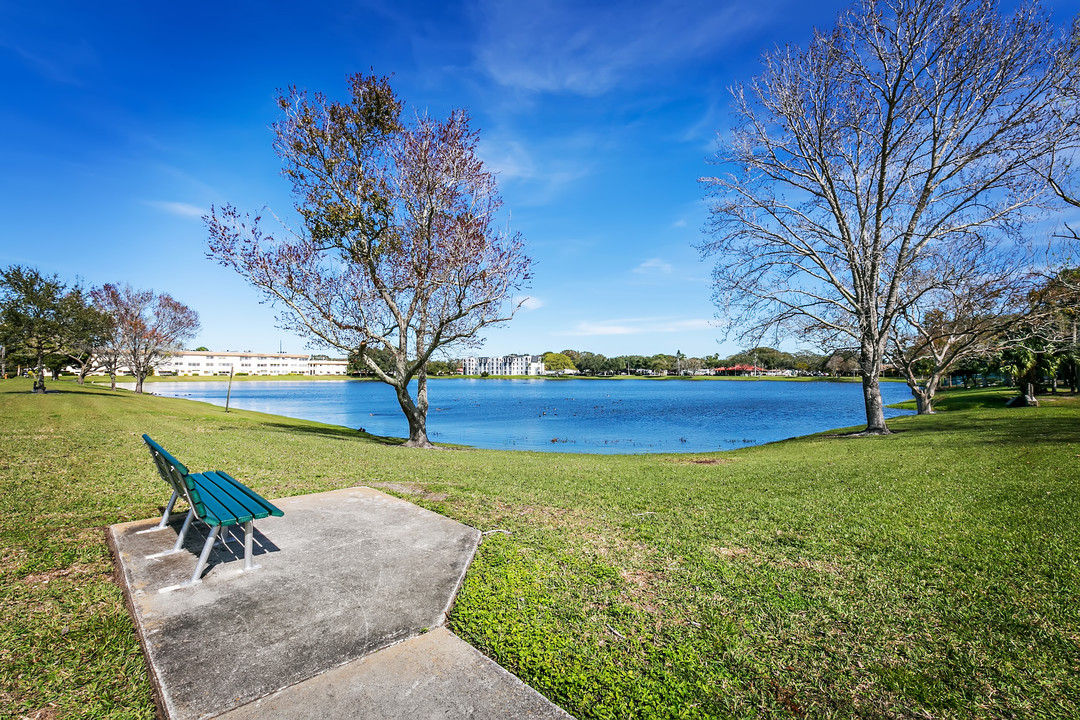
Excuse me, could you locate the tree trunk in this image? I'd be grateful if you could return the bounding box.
[900,363,938,415]
[914,392,934,414]
[859,342,890,434]
[109,371,117,390]
[395,374,433,448]
[33,353,46,393]
[861,374,889,432]
[134,373,145,394]
[904,376,936,414]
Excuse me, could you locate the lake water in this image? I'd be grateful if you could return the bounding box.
[129,378,915,454]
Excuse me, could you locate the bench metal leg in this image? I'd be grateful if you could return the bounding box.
[146,508,194,558]
[189,524,221,585]
[243,520,257,571]
[173,509,195,552]
[137,491,179,534]
[158,490,179,528]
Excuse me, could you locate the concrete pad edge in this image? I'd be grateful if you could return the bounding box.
[106,522,170,720]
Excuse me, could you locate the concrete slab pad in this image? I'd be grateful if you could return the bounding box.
[110,486,485,719]
[220,627,573,720]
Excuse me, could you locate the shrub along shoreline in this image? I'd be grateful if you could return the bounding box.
[1,378,1077,718]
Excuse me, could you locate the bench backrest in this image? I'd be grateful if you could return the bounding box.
[142,434,200,511]
[142,434,285,529]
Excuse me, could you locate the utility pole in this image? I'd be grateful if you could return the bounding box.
[225,366,235,412]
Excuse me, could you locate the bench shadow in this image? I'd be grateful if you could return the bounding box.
[164,514,282,572]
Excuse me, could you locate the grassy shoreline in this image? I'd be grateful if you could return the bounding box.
[2,378,1077,718]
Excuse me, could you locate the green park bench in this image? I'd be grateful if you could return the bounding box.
[141,434,284,588]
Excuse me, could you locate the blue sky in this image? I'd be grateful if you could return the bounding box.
[6,0,1054,360]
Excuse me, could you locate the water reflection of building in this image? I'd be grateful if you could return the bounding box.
[461,354,546,376]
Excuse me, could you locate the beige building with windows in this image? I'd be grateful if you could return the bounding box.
[154,351,348,376]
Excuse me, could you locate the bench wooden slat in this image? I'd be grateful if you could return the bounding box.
[195,473,258,523]
[205,470,283,518]
[189,472,269,525]
[186,474,246,526]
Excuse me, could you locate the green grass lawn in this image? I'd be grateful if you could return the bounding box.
[1,379,1077,719]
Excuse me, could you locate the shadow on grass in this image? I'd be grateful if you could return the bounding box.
[932,388,1022,412]
[260,422,406,446]
[894,387,1078,414]
[897,408,1080,446]
[0,384,141,401]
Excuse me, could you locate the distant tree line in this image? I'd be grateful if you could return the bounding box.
[345,347,457,378]
[0,265,199,393]
[345,347,847,378]
[540,348,850,377]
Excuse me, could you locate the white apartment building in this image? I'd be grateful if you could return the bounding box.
[153,351,347,376]
[461,354,545,376]
[308,358,349,375]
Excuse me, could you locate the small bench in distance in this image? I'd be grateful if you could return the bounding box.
[142,434,283,590]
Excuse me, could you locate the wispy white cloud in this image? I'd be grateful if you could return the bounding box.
[633,258,674,275]
[477,133,593,203]
[520,296,544,310]
[567,316,713,336]
[570,320,639,336]
[473,0,759,95]
[145,200,205,219]
[477,136,537,181]
[1,40,96,85]
[679,93,734,152]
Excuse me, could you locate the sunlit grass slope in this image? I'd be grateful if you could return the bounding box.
[1,379,1077,718]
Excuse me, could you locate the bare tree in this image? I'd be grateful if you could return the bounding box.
[826,351,859,377]
[889,291,1019,413]
[207,74,531,448]
[61,286,116,384]
[1047,17,1080,211]
[93,284,199,393]
[700,0,1078,434]
[885,241,1044,413]
[90,285,127,390]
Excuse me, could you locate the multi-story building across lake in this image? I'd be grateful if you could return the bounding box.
[461,354,545,376]
[154,350,348,376]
